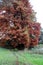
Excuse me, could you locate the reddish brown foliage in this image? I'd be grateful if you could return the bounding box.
[0,0,40,49]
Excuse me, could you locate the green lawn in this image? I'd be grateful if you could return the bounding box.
[0,47,43,65]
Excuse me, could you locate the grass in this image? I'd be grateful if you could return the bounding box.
[0,48,43,65]
[0,47,43,65]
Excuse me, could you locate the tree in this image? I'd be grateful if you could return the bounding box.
[0,0,40,49]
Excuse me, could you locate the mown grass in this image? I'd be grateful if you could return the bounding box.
[0,47,43,65]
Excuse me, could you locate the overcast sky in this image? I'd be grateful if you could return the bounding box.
[30,0,43,28]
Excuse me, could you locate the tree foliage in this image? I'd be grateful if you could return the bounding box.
[0,0,40,49]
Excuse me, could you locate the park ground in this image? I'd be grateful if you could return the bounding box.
[0,44,43,65]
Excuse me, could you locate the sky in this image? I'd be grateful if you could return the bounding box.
[30,0,43,28]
